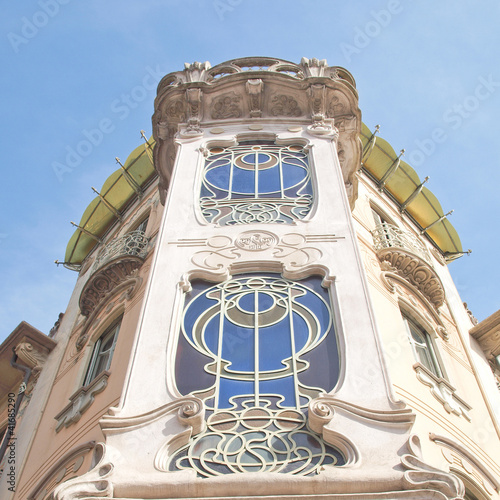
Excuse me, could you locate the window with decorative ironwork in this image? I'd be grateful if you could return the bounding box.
[200,142,313,225]
[402,314,442,378]
[83,318,121,386]
[170,274,344,476]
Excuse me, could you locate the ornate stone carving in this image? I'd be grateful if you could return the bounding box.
[185,87,203,135]
[308,83,327,125]
[235,230,277,251]
[376,247,445,308]
[49,312,64,337]
[301,57,330,78]
[414,364,472,420]
[14,341,48,372]
[211,92,242,119]
[270,94,302,117]
[401,435,465,499]
[79,258,143,317]
[245,78,263,117]
[166,99,186,121]
[464,302,479,326]
[327,95,346,116]
[183,60,211,82]
[54,371,109,432]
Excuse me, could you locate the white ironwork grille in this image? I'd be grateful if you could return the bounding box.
[372,222,431,263]
[200,144,313,225]
[170,275,344,476]
[94,230,148,269]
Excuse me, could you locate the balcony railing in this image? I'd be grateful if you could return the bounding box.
[372,223,431,264]
[94,230,149,270]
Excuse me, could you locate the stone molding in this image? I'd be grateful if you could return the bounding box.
[470,309,500,361]
[430,432,500,494]
[152,57,361,206]
[54,371,109,432]
[28,441,96,500]
[400,435,465,499]
[414,363,472,420]
[376,246,445,309]
[51,398,468,500]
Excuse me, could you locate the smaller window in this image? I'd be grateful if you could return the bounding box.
[402,315,442,378]
[134,215,149,234]
[83,318,121,386]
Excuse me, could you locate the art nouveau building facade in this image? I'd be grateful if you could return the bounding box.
[1,57,499,500]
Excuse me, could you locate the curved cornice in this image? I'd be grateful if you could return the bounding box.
[79,257,144,317]
[376,247,445,309]
[152,57,362,207]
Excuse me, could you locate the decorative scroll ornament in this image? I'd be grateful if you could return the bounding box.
[199,143,313,226]
[165,405,344,477]
[54,371,109,432]
[401,435,465,499]
[414,365,472,420]
[52,444,114,500]
[190,232,323,272]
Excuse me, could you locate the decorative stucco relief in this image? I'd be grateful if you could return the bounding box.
[211,92,242,119]
[153,57,362,208]
[414,364,472,421]
[79,258,143,317]
[431,433,500,495]
[54,371,109,432]
[377,247,445,309]
[28,441,96,500]
[181,231,341,273]
[401,434,465,499]
[245,78,263,117]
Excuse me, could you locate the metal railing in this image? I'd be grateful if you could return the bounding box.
[94,230,149,269]
[372,223,431,264]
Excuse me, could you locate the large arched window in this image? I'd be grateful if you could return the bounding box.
[200,142,313,225]
[170,274,344,476]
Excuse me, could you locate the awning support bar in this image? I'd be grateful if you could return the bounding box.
[91,187,122,220]
[378,149,405,190]
[140,130,154,165]
[70,222,102,242]
[444,249,472,262]
[420,209,454,234]
[115,157,143,196]
[400,176,430,213]
[362,124,380,162]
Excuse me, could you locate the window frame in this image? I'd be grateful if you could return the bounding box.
[402,313,443,379]
[198,141,314,226]
[83,317,121,387]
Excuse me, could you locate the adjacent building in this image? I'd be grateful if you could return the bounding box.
[1,57,499,500]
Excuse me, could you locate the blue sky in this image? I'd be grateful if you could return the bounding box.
[1,0,499,342]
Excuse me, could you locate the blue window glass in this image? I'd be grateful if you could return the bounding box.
[171,274,344,477]
[200,144,313,225]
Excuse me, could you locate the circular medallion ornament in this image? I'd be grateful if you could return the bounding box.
[235,230,277,251]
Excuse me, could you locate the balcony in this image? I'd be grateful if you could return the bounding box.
[371,223,444,309]
[79,230,149,317]
[94,230,149,269]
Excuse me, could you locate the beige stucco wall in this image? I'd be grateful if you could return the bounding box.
[353,177,500,498]
[7,184,162,500]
